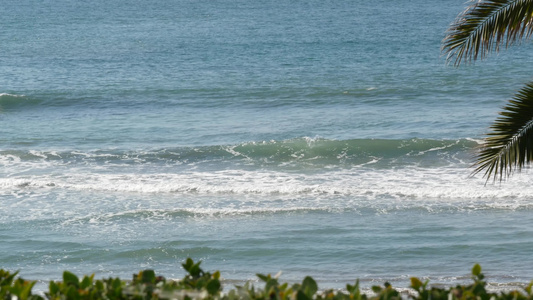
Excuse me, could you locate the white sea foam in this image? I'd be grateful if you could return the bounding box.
[2,166,533,216]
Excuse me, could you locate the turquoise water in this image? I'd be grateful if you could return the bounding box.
[3,0,533,291]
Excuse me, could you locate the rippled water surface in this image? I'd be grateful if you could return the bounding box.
[2,0,533,291]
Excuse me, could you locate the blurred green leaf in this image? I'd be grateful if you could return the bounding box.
[212,270,220,280]
[63,271,80,288]
[296,289,311,300]
[182,258,194,272]
[80,274,93,290]
[206,279,221,295]
[0,270,18,287]
[18,280,35,300]
[410,277,423,291]
[256,274,269,282]
[49,281,59,296]
[472,264,482,277]
[141,270,156,284]
[526,281,533,295]
[301,276,318,297]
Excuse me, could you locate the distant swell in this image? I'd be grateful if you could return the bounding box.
[0,93,24,97]
[0,137,479,170]
[0,93,40,110]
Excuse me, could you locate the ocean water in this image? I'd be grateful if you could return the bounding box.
[3,0,533,292]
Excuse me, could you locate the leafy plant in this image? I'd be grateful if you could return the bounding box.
[0,269,42,300]
[2,260,533,299]
[47,271,125,300]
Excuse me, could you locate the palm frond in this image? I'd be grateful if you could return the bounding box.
[473,81,533,181]
[443,0,533,65]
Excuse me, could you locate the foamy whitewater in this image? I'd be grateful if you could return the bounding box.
[3,0,533,292]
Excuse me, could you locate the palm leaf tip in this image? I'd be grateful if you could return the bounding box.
[472,81,533,181]
[442,0,533,65]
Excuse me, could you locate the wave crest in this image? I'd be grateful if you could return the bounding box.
[0,137,477,170]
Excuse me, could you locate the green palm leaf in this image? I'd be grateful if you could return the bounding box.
[443,0,533,65]
[473,81,533,181]
[443,0,533,181]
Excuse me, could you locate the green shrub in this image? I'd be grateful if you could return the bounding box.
[2,260,533,300]
[0,269,41,300]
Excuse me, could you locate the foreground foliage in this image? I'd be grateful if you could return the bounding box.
[1,259,533,300]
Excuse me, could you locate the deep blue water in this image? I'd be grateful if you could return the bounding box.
[2,0,533,292]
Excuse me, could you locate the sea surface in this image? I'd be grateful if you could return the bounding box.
[3,0,533,292]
